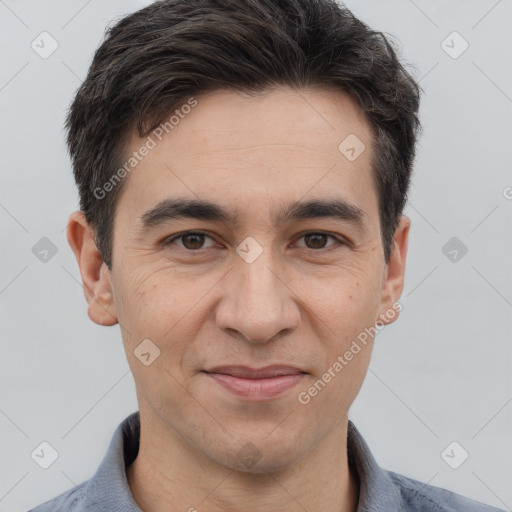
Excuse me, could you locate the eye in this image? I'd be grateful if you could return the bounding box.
[294,232,345,251]
[163,231,346,252]
[163,231,216,251]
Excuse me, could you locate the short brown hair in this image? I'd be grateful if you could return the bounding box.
[66,0,422,269]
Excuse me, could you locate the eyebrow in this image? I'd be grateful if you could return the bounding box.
[136,196,367,235]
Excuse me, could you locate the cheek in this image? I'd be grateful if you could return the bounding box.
[115,270,203,410]
[116,267,215,376]
[304,265,382,328]
[304,265,382,381]
[116,265,189,328]
[300,283,378,417]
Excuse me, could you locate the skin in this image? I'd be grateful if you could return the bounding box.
[67,86,410,512]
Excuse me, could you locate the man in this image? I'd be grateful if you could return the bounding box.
[29,0,504,510]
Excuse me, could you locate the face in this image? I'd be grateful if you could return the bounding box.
[68,87,409,473]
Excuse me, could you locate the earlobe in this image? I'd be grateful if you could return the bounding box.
[66,211,118,326]
[377,215,410,326]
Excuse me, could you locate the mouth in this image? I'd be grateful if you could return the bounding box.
[204,364,306,379]
[202,365,307,401]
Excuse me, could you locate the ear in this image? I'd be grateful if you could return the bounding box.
[376,215,410,326]
[66,211,118,326]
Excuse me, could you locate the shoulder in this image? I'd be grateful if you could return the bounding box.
[387,470,506,512]
[27,480,88,512]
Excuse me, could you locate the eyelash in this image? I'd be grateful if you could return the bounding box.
[162,231,347,253]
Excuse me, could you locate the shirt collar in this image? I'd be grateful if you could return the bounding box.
[82,411,403,511]
[347,420,404,510]
[82,411,142,511]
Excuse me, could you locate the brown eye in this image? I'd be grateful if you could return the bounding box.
[181,233,205,250]
[164,232,215,251]
[304,233,328,249]
[296,232,343,251]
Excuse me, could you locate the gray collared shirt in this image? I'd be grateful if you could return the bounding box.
[29,411,505,511]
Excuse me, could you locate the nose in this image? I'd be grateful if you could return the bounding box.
[214,247,301,344]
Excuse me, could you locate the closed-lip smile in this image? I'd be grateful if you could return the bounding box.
[203,364,306,379]
[202,364,307,400]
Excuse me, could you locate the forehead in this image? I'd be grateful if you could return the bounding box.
[158,87,373,155]
[115,87,377,228]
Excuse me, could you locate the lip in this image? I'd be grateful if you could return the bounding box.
[202,365,306,401]
[205,373,305,401]
[204,364,305,379]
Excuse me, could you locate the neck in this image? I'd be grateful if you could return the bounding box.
[126,412,359,512]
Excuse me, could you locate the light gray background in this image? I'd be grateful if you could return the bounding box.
[1,1,511,511]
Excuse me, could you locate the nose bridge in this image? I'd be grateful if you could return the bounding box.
[216,238,300,343]
[237,240,283,316]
